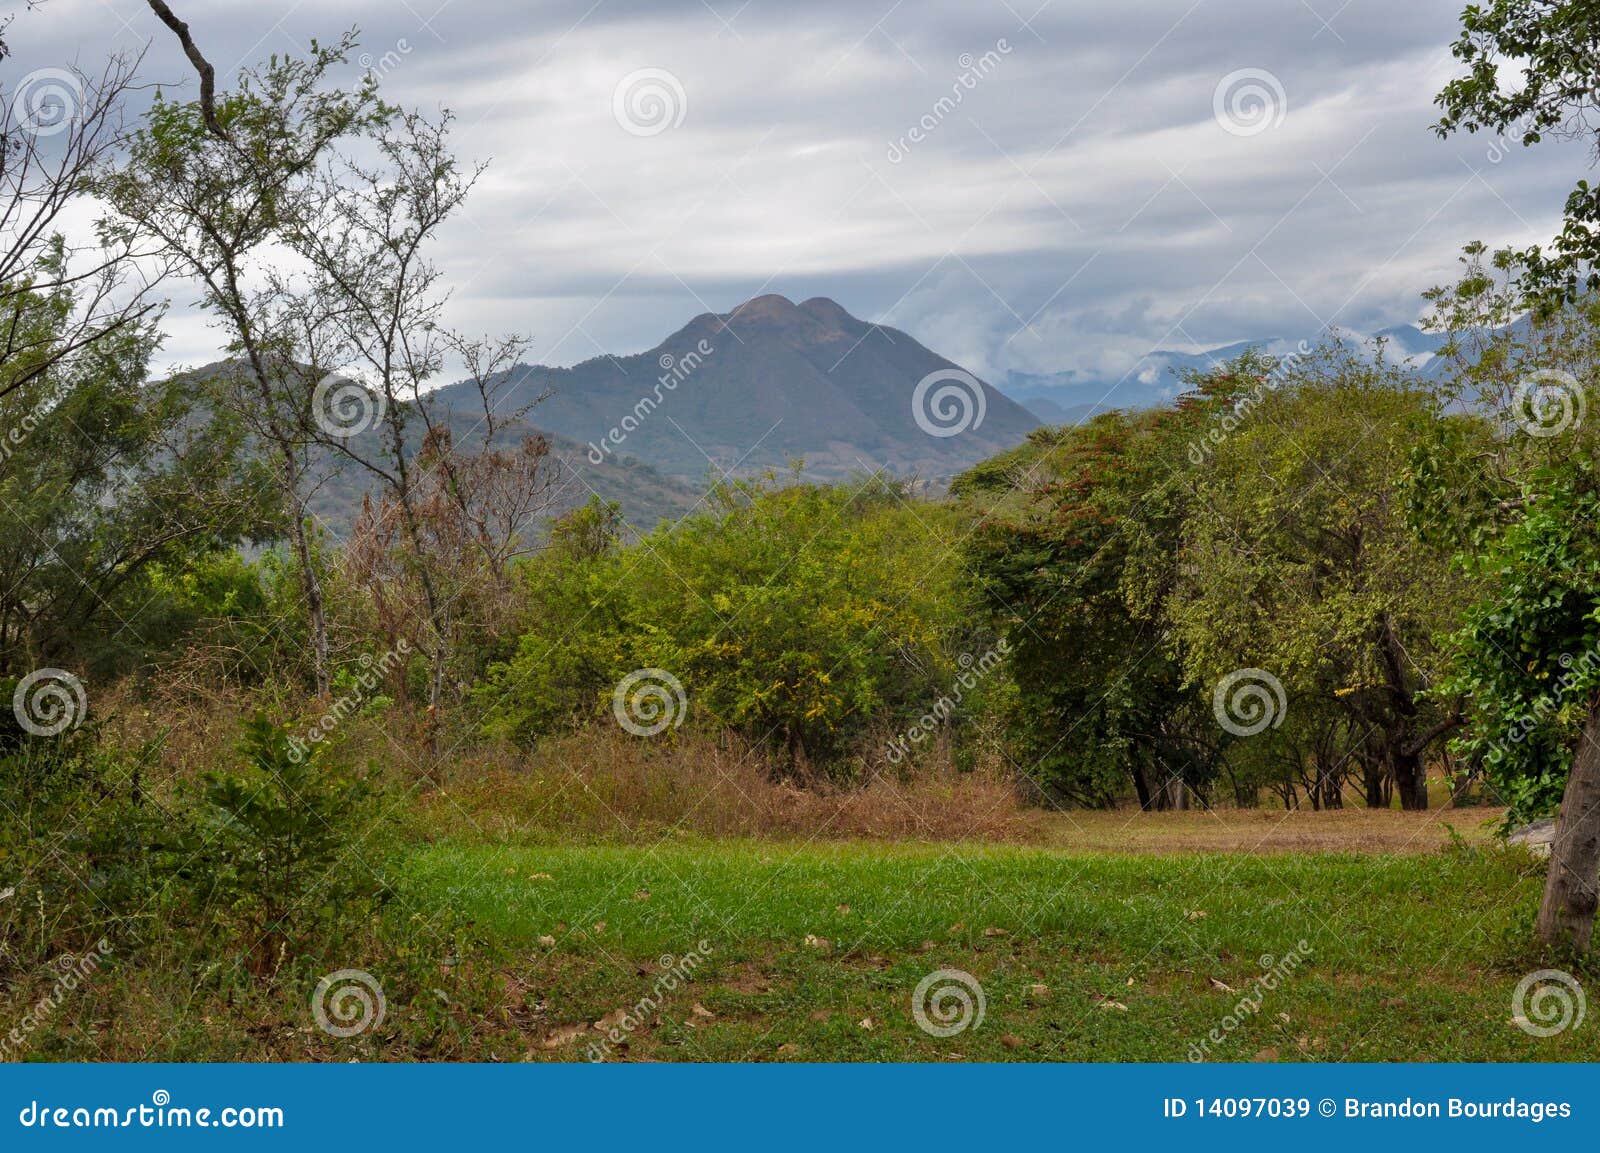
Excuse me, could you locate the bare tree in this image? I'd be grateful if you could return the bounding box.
[101,40,383,697]
[1,50,164,403]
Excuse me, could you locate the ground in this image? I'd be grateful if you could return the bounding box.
[384,808,1597,1062]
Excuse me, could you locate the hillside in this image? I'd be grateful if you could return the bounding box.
[429,294,1040,486]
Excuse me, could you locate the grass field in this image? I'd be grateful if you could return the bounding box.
[391,825,1596,1063]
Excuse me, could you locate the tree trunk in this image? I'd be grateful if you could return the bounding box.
[288,495,330,699]
[1536,700,1600,953]
[1394,748,1429,811]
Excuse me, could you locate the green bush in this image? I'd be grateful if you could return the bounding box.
[481,479,991,772]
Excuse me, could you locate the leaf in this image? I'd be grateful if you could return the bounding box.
[982,926,1008,938]
[857,1016,874,1030]
[691,1002,715,1019]
[1000,1033,1024,1049]
[1208,977,1235,993]
[537,934,556,948]
[1253,1046,1279,1062]
[540,1023,587,1049]
[803,934,832,953]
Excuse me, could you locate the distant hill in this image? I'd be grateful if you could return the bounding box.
[429,294,1041,487]
[998,323,1454,424]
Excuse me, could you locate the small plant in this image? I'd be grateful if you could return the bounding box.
[173,714,386,977]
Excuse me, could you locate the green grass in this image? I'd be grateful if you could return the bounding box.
[398,839,1596,1062]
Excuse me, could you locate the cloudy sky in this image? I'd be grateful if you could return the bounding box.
[9,0,1589,384]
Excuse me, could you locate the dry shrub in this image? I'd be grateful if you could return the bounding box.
[418,728,1045,844]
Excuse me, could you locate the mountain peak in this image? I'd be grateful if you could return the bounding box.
[728,293,800,322]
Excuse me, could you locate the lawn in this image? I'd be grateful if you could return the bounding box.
[397,833,1595,1062]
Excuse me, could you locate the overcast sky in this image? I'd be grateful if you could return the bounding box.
[8,0,1589,383]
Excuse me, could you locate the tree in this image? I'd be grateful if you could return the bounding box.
[1435,1,1600,948]
[1170,347,1469,811]
[1435,0,1600,303]
[101,41,384,697]
[2,43,160,405]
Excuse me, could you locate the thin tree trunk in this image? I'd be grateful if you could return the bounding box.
[1536,700,1600,952]
[288,492,330,699]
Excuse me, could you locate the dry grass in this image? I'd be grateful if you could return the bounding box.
[1032,806,1505,855]
[415,729,1045,844]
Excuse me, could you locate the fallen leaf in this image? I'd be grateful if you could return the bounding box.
[633,889,650,901]
[803,934,832,953]
[1186,909,1208,920]
[1253,1046,1279,1062]
[835,904,851,915]
[528,872,553,881]
[537,935,556,948]
[594,1009,627,1030]
[592,921,606,933]
[691,1002,715,1019]
[857,1017,874,1030]
[982,926,1008,938]
[1000,1033,1023,1049]
[540,1024,587,1049]
[808,1009,833,1022]
[918,940,936,953]
[1208,977,1236,993]
[947,921,965,935]
[776,1043,800,1057]
[1028,984,1050,1000]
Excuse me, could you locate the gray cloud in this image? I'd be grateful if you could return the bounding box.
[7,0,1588,382]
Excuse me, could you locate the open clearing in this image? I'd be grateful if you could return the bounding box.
[397,822,1595,1062]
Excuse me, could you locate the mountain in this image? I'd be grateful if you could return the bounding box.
[997,323,1453,424]
[429,294,1040,487]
